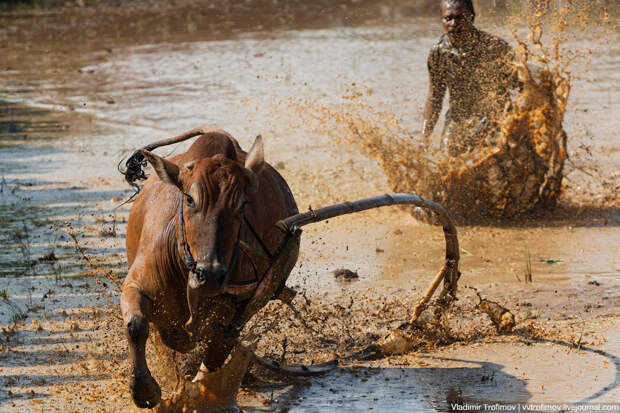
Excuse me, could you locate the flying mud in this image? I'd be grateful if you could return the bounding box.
[293,4,614,222]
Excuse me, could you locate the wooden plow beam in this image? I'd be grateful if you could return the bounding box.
[276,193,460,324]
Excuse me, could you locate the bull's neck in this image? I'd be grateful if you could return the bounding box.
[156,197,189,285]
[177,195,198,273]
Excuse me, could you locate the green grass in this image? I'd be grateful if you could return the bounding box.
[523,248,532,283]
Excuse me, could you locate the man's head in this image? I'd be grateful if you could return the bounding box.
[441,0,476,44]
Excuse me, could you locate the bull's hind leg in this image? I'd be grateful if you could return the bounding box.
[120,282,161,408]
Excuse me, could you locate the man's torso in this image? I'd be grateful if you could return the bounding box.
[430,29,516,122]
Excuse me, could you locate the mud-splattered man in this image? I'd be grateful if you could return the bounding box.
[422,0,519,156]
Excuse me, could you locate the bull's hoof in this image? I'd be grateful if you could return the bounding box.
[130,371,161,409]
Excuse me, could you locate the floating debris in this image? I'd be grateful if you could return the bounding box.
[332,268,359,280]
[38,252,57,262]
[539,258,564,265]
[374,306,452,356]
[476,294,516,333]
[375,328,415,356]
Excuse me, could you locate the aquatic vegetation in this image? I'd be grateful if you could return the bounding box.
[523,248,533,283]
[0,288,27,326]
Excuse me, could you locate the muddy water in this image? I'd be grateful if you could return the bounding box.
[2,3,618,288]
[1,0,619,411]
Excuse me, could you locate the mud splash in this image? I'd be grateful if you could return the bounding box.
[155,346,254,413]
[294,2,611,221]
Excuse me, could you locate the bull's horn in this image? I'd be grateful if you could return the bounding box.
[140,149,182,191]
[245,135,265,174]
[243,135,264,195]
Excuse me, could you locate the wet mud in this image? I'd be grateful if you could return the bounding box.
[0,0,619,411]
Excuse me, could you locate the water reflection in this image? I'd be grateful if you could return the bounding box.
[246,359,530,412]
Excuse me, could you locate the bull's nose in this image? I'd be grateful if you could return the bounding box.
[189,262,228,289]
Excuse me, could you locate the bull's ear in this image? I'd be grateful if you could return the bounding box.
[140,149,182,190]
[245,135,265,174]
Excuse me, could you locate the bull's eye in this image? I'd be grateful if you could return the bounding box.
[185,194,196,208]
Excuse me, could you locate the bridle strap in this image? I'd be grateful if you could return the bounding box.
[242,215,274,261]
[179,196,197,272]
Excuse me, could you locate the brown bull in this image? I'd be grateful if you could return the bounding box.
[121,128,299,408]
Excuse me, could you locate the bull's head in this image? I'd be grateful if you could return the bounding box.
[140,136,265,335]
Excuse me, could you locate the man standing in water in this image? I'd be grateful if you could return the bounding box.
[422,0,519,156]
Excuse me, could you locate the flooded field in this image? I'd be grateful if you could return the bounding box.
[0,0,619,411]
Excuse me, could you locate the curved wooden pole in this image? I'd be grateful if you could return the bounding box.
[276,193,460,323]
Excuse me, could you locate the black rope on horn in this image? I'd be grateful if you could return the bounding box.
[116,150,149,207]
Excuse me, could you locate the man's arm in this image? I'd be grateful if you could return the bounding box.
[422,47,447,139]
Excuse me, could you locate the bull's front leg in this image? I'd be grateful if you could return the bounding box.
[120,281,161,408]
